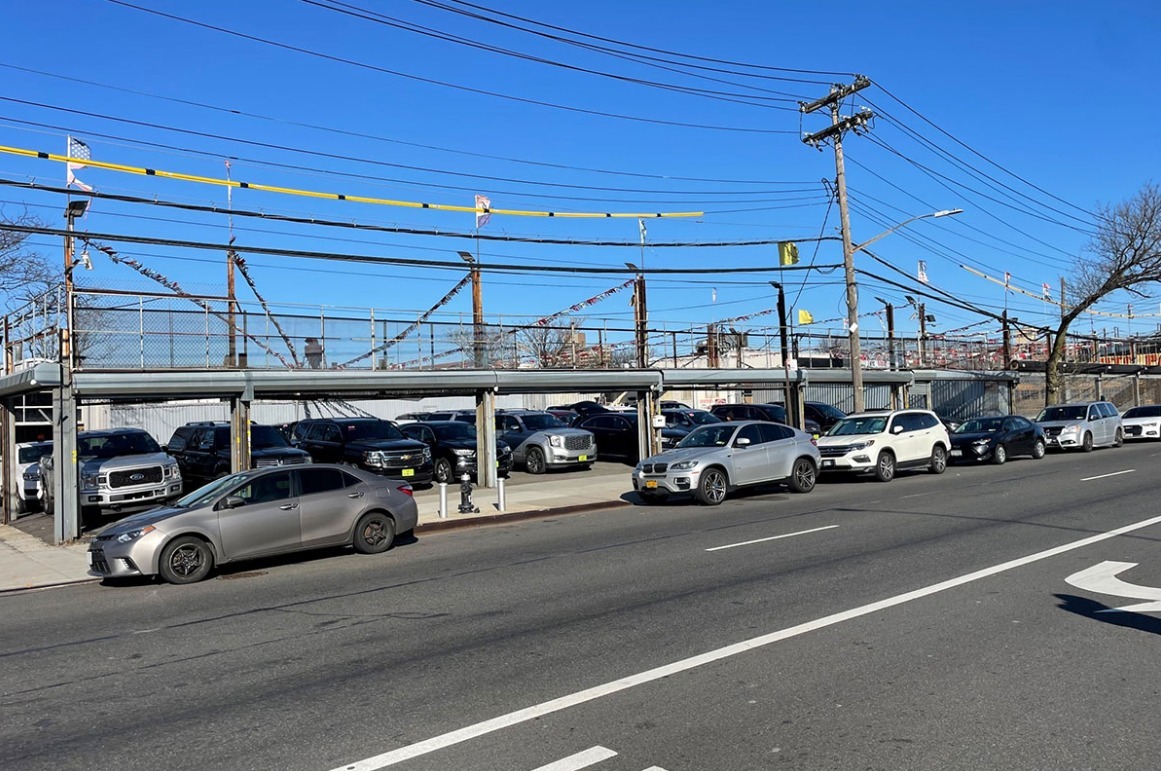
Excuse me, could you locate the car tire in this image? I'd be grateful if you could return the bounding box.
[44,488,55,516]
[1113,428,1124,447]
[929,445,948,474]
[1032,439,1046,459]
[787,457,817,493]
[873,451,896,482]
[991,443,1007,465]
[433,457,454,485]
[525,447,547,475]
[695,467,729,506]
[158,536,214,584]
[353,511,396,554]
[1081,432,1094,452]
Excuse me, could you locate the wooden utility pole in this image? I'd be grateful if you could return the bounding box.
[917,302,927,366]
[1002,310,1012,366]
[885,302,896,369]
[801,75,873,412]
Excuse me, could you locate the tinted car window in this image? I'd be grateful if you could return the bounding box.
[501,416,521,432]
[323,424,343,443]
[735,424,763,445]
[917,413,939,430]
[1036,405,1087,421]
[298,467,347,496]
[1123,405,1161,418]
[235,471,292,504]
[1101,402,1118,418]
[758,423,793,442]
[759,405,789,423]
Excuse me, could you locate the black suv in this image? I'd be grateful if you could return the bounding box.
[399,421,513,484]
[292,417,433,485]
[168,423,312,489]
[710,403,822,435]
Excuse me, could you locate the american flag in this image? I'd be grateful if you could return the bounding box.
[66,136,92,192]
[917,260,928,284]
[474,194,491,229]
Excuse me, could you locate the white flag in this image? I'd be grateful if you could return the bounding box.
[474,195,491,229]
[1042,282,1052,300]
[917,260,928,284]
[638,218,647,244]
[66,136,93,192]
[1004,271,1011,287]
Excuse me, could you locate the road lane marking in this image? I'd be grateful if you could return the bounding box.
[329,512,1161,771]
[532,746,617,770]
[705,525,839,552]
[1081,469,1135,481]
[1065,561,1161,613]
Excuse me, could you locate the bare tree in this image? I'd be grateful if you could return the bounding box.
[1,210,56,308]
[1046,183,1161,402]
[518,322,575,368]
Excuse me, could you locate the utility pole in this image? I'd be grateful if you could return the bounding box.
[225,160,238,368]
[626,262,647,368]
[801,75,873,413]
[770,282,797,428]
[458,251,485,368]
[917,302,927,367]
[1002,311,1012,367]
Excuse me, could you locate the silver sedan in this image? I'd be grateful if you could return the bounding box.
[86,464,418,584]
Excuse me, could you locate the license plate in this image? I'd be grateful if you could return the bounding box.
[402,468,415,477]
[644,480,658,489]
[822,459,835,467]
[578,455,587,462]
[950,449,963,457]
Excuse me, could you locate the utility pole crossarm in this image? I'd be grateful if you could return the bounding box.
[799,75,872,114]
[802,110,874,148]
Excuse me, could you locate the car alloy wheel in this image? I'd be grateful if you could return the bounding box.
[433,457,453,485]
[1081,432,1094,452]
[696,467,728,506]
[525,447,546,475]
[1032,439,1046,459]
[929,445,947,474]
[874,451,896,482]
[992,443,1007,465]
[353,512,396,554]
[1113,428,1124,447]
[158,536,214,584]
[788,458,817,493]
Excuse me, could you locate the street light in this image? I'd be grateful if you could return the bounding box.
[842,208,963,412]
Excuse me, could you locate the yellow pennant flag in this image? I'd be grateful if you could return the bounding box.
[778,241,800,266]
[798,309,814,325]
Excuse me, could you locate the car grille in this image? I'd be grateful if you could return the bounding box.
[1043,427,1062,438]
[108,467,163,488]
[1125,425,1142,436]
[819,445,853,457]
[89,549,110,574]
[640,462,668,475]
[564,434,591,450]
[255,456,309,467]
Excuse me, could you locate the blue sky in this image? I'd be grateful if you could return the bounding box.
[2,0,1160,360]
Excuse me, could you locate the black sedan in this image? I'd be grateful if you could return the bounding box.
[949,415,1046,464]
[575,412,686,462]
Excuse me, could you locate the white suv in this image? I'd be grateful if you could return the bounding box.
[815,409,950,482]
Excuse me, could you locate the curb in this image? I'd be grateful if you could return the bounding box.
[0,577,101,595]
[415,499,632,533]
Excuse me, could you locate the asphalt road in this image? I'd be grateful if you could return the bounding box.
[3,442,1161,770]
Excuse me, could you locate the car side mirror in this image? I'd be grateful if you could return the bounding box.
[221,495,245,509]
[892,425,904,434]
[735,437,751,447]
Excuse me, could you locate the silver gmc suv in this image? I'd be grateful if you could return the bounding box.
[41,427,183,524]
[490,409,597,474]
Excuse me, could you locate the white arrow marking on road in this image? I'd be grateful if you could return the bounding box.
[532,746,617,770]
[1064,561,1161,613]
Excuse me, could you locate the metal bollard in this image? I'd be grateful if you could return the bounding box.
[438,481,448,519]
[457,473,479,514]
[496,476,506,512]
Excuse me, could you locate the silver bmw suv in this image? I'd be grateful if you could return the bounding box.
[631,420,820,506]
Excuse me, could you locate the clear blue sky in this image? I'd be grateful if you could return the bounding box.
[2,0,1159,355]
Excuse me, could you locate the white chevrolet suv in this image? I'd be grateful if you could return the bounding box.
[815,409,950,482]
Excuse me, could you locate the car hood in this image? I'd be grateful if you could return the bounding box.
[1035,419,1084,430]
[816,433,878,446]
[950,431,996,445]
[97,504,191,535]
[1122,416,1160,426]
[348,438,428,452]
[640,446,725,465]
[251,446,311,459]
[80,452,172,474]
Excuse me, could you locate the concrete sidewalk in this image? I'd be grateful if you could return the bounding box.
[0,472,633,593]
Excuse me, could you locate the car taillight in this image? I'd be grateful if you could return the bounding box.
[396,484,414,497]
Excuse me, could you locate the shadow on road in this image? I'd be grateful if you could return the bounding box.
[1055,593,1161,636]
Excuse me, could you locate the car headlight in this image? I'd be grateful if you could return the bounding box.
[1061,425,1080,434]
[80,472,99,488]
[670,460,700,470]
[166,464,181,479]
[972,439,990,446]
[453,448,476,457]
[115,525,155,544]
[549,435,564,448]
[363,450,387,466]
[422,447,432,460]
[848,440,875,451]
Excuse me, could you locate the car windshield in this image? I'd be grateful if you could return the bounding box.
[78,432,161,458]
[955,417,1005,434]
[18,444,51,463]
[433,422,476,440]
[1036,405,1087,421]
[676,424,737,448]
[344,421,403,441]
[521,414,566,430]
[174,472,250,508]
[1123,405,1161,419]
[685,411,721,425]
[827,416,888,436]
[251,426,289,449]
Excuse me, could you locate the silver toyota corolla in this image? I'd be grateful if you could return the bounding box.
[86,464,419,584]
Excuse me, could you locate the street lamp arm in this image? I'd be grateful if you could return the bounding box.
[851,208,962,255]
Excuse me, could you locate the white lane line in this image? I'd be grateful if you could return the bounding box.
[532,746,617,770]
[705,525,839,552]
[328,512,1161,771]
[1081,469,1135,481]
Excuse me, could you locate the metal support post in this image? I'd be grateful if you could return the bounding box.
[438,482,448,518]
[475,388,497,488]
[230,397,252,473]
[496,476,506,512]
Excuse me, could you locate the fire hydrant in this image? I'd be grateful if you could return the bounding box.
[457,473,479,514]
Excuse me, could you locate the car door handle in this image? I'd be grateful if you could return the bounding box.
[279,503,299,510]
[347,492,364,498]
